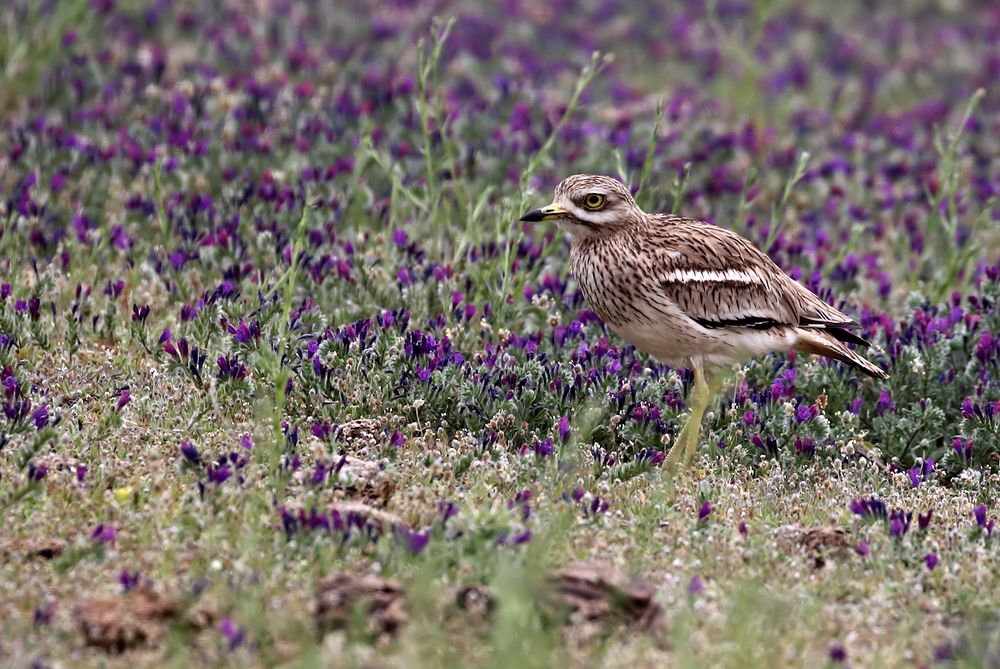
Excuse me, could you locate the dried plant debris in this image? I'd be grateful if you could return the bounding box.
[453,584,495,620]
[74,584,178,652]
[546,562,663,632]
[315,572,407,639]
[775,524,855,569]
[184,598,220,630]
[334,420,384,450]
[333,455,396,505]
[2,537,66,561]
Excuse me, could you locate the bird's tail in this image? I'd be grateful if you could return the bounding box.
[794,329,889,380]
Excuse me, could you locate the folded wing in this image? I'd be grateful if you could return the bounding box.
[649,216,867,348]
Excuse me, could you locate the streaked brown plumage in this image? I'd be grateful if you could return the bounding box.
[521,174,888,467]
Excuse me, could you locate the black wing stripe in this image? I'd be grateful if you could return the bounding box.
[692,316,783,330]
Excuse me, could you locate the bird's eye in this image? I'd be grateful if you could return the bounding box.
[583,193,605,209]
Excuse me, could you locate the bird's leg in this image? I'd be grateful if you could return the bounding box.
[666,363,710,468]
[680,364,713,464]
[666,418,692,468]
[682,367,728,463]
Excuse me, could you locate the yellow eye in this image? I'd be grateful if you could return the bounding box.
[583,193,605,209]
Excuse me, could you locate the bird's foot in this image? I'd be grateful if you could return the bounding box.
[665,420,691,469]
[666,412,705,469]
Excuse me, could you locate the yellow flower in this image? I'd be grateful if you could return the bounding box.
[113,486,133,503]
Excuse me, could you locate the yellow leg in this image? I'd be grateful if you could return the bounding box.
[666,418,692,467]
[666,363,713,469]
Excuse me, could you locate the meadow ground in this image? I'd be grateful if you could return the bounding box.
[1,1,1000,667]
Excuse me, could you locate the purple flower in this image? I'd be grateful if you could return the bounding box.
[973,504,994,535]
[888,510,912,537]
[924,553,939,571]
[218,617,245,649]
[974,504,988,527]
[311,421,330,440]
[557,416,571,443]
[226,319,260,344]
[921,458,935,479]
[855,541,869,557]
[795,403,816,423]
[952,437,973,461]
[310,462,327,486]
[115,389,131,410]
[588,496,609,515]
[850,497,887,520]
[76,465,87,483]
[688,574,704,595]
[397,525,430,553]
[974,331,996,364]
[391,228,408,247]
[181,439,201,465]
[32,404,48,429]
[961,396,976,418]
[829,645,847,663]
[876,390,895,416]
[217,355,247,380]
[33,602,56,628]
[698,500,713,522]
[389,430,405,447]
[91,523,117,543]
[208,464,231,484]
[933,644,954,661]
[499,529,533,546]
[642,449,665,466]
[534,438,554,457]
[105,279,125,298]
[118,570,141,591]
[28,462,48,482]
[918,510,933,530]
[438,500,459,523]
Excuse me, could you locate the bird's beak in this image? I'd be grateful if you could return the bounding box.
[519,204,568,222]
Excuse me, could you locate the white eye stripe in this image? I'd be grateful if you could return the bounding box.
[569,207,622,225]
[660,269,762,284]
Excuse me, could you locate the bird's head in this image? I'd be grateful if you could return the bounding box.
[519,174,641,238]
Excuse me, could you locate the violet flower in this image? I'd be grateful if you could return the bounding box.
[698,500,713,522]
[91,523,117,543]
[218,617,245,649]
[180,440,200,464]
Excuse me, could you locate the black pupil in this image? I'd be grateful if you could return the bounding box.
[587,195,601,206]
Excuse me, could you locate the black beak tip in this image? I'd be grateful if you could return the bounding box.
[519,208,545,223]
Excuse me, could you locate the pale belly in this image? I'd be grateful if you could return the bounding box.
[606,317,726,369]
[606,312,798,371]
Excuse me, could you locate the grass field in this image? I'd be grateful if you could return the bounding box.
[2,1,1000,667]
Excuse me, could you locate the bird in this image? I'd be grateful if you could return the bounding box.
[519,174,888,468]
